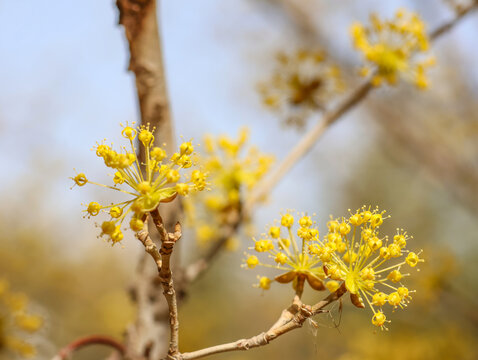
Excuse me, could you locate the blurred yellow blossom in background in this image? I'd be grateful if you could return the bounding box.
[0,279,43,358]
[351,9,435,88]
[258,49,344,128]
[185,128,274,248]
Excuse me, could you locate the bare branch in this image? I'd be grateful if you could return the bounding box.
[52,335,125,360]
[246,79,373,213]
[151,209,182,358]
[179,284,347,360]
[430,0,478,40]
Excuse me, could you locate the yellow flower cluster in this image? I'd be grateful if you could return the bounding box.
[351,9,435,88]
[185,129,274,248]
[0,279,43,358]
[309,206,423,329]
[72,123,207,244]
[243,212,326,292]
[245,207,423,330]
[258,49,344,128]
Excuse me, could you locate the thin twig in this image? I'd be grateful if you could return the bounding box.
[151,209,182,358]
[245,2,478,215]
[430,0,478,40]
[245,79,373,213]
[52,335,125,360]
[178,284,347,360]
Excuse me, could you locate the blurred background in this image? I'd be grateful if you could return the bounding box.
[1,0,477,359]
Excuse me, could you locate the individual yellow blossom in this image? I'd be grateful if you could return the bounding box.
[387,292,402,307]
[406,252,423,267]
[269,226,281,239]
[246,255,259,269]
[71,122,207,245]
[175,183,190,196]
[310,206,422,329]
[72,173,87,187]
[280,213,294,228]
[243,212,326,293]
[258,49,344,129]
[371,311,387,327]
[129,217,144,232]
[255,239,274,252]
[110,206,123,218]
[326,280,340,293]
[351,9,435,89]
[86,202,101,217]
[372,292,388,306]
[184,128,274,248]
[275,252,288,265]
[387,269,403,283]
[397,286,409,299]
[257,276,272,290]
[0,279,43,358]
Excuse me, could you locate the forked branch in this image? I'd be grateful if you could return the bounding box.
[135,210,182,358]
[178,284,347,360]
[151,209,182,357]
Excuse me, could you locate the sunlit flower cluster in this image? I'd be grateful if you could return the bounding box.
[185,129,274,248]
[72,123,207,244]
[243,212,326,292]
[258,49,344,129]
[0,279,43,358]
[309,206,424,329]
[245,207,424,330]
[351,9,435,88]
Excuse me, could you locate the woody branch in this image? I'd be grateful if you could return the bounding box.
[177,283,347,360]
[151,209,181,358]
[137,209,182,358]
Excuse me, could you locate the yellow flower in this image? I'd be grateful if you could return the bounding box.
[184,128,273,248]
[71,122,207,245]
[351,9,435,89]
[257,276,272,290]
[246,255,259,269]
[243,212,326,293]
[258,49,344,129]
[311,206,423,329]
